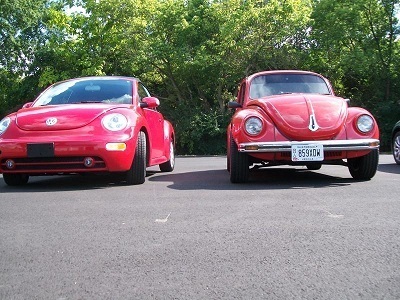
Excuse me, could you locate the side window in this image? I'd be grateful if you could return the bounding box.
[137,83,150,101]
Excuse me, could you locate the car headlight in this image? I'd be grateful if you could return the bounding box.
[0,117,11,136]
[102,113,128,131]
[245,117,263,135]
[356,115,374,133]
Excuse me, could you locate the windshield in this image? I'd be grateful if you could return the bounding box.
[34,79,133,106]
[249,74,331,99]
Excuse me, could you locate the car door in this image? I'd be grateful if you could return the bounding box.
[137,82,164,159]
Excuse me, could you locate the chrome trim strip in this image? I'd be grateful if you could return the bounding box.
[238,139,380,152]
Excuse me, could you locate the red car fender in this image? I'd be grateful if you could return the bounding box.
[229,109,249,143]
[229,108,275,145]
[129,112,173,164]
[162,120,175,158]
[345,107,380,140]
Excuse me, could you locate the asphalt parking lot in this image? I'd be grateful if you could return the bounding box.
[0,154,399,299]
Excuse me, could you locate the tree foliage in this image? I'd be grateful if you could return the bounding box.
[309,0,400,148]
[1,0,399,153]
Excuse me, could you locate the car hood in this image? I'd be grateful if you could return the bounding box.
[15,104,117,131]
[248,94,348,140]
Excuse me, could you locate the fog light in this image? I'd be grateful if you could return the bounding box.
[5,159,15,169]
[83,157,95,168]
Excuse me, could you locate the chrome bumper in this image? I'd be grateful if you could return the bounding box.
[238,139,380,152]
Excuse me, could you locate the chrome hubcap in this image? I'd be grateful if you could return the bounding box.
[170,142,175,167]
[395,135,400,162]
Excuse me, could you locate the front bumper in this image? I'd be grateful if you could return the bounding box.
[0,140,135,174]
[238,139,380,152]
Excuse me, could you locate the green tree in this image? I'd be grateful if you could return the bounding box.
[2,0,398,152]
[309,0,400,148]
[0,0,48,115]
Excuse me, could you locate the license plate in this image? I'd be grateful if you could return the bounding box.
[27,143,55,158]
[291,144,324,161]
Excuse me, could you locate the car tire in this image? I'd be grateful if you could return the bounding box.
[126,131,146,185]
[393,131,400,165]
[3,173,29,186]
[226,138,231,172]
[159,140,175,172]
[347,149,379,180]
[229,136,249,183]
[306,164,322,170]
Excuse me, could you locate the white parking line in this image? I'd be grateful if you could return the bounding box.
[324,210,344,218]
[155,212,171,223]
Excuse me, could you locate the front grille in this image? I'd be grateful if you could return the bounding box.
[1,156,106,173]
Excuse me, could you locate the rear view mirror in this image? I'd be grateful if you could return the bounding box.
[22,102,33,109]
[227,101,242,109]
[140,97,160,108]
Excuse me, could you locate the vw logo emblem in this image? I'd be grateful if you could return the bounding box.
[46,117,58,126]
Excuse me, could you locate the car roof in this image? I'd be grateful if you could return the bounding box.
[63,76,139,81]
[245,70,325,82]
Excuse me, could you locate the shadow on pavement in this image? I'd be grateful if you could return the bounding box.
[3,162,390,193]
[149,167,355,191]
[0,173,132,193]
[377,163,400,175]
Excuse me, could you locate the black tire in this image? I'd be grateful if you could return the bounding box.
[348,149,379,180]
[126,131,146,185]
[306,164,322,170]
[393,131,400,165]
[3,173,29,186]
[159,140,175,172]
[229,136,249,183]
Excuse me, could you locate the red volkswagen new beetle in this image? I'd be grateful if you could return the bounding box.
[227,70,380,183]
[0,76,175,186]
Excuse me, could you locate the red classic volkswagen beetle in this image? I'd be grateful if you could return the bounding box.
[227,70,380,183]
[0,76,175,186]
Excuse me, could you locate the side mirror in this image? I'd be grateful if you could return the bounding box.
[140,96,160,108]
[227,101,242,109]
[22,102,33,109]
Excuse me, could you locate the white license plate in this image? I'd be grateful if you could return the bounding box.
[291,144,324,161]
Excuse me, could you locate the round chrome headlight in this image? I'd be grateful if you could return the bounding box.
[0,117,11,136]
[356,115,374,133]
[102,113,128,131]
[245,117,263,135]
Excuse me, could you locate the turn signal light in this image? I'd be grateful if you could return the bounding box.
[370,141,380,147]
[106,143,127,151]
[245,145,259,151]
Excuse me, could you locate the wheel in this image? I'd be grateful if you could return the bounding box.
[229,136,249,183]
[159,140,175,172]
[347,149,379,180]
[306,164,321,170]
[3,173,29,186]
[126,131,146,185]
[226,135,230,172]
[393,131,400,165]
